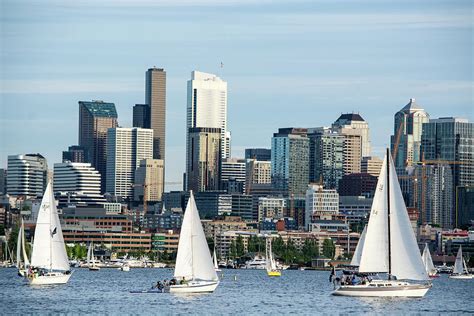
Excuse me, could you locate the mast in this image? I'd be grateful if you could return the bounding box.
[386,148,392,280]
[49,190,53,272]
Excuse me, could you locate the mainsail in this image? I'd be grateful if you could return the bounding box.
[350,225,367,267]
[453,246,464,274]
[174,192,217,281]
[359,152,428,281]
[30,182,70,271]
[422,243,436,274]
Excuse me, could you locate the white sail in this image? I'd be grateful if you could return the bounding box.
[359,153,428,280]
[359,156,389,273]
[21,219,30,267]
[16,224,22,268]
[30,182,70,271]
[453,246,464,274]
[213,248,218,269]
[87,243,91,264]
[350,225,367,267]
[174,192,217,281]
[422,243,435,274]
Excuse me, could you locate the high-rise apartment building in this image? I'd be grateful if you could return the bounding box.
[305,184,339,229]
[53,162,105,205]
[271,128,309,197]
[390,98,430,169]
[361,156,383,176]
[78,100,118,192]
[145,68,166,160]
[106,128,153,199]
[332,113,371,158]
[134,159,164,203]
[7,154,48,197]
[186,71,229,161]
[245,159,271,194]
[308,127,344,189]
[245,148,271,161]
[133,104,151,128]
[258,197,286,222]
[186,127,221,192]
[62,145,86,163]
[221,158,246,194]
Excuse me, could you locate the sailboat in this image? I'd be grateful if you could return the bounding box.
[16,219,30,277]
[449,246,473,279]
[87,242,100,271]
[349,225,367,268]
[421,243,438,278]
[333,149,431,297]
[266,237,281,277]
[29,182,71,285]
[213,248,221,272]
[170,192,219,293]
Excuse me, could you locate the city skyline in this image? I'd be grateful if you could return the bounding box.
[1,0,473,190]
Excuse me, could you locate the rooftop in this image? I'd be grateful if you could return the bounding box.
[80,101,118,118]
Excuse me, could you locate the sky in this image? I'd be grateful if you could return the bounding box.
[0,0,473,190]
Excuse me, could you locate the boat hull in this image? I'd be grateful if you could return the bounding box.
[332,281,431,297]
[169,280,219,293]
[449,274,473,279]
[267,270,281,277]
[29,272,72,285]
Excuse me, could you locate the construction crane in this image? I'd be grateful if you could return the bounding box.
[391,119,404,161]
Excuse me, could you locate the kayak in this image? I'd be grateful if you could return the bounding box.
[130,288,164,294]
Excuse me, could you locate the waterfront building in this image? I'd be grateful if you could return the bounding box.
[152,230,180,253]
[332,113,371,158]
[143,209,183,232]
[221,158,246,194]
[361,156,383,176]
[258,197,286,222]
[78,100,118,192]
[202,216,254,240]
[186,71,229,161]
[62,145,86,163]
[308,127,344,189]
[305,184,339,229]
[132,104,151,128]
[7,154,48,197]
[186,127,221,192]
[260,217,298,231]
[338,173,378,197]
[390,98,430,170]
[53,162,105,206]
[338,195,372,226]
[106,127,153,199]
[146,67,166,160]
[245,148,271,161]
[271,128,309,197]
[134,159,164,203]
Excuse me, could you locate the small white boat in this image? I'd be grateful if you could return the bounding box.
[244,255,267,269]
[87,242,100,271]
[332,150,431,297]
[119,264,130,272]
[28,182,72,285]
[449,246,473,279]
[170,192,219,294]
[422,243,438,278]
[16,219,30,277]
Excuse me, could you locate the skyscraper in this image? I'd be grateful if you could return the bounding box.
[186,127,221,192]
[7,154,48,197]
[245,159,271,193]
[133,104,151,128]
[145,67,166,160]
[271,128,309,197]
[78,100,118,192]
[221,158,246,194]
[106,128,153,199]
[332,113,371,158]
[245,148,271,161]
[62,145,86,163]
[390,98,430,169]
[134,159,164,203]
[305,184,339,229]
[186,71,229,160]
[361,156,383,177]
[308,127,344,189]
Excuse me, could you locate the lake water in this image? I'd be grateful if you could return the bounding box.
[1,268,473,315]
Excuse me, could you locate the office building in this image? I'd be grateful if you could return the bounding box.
[189,191,232,219]
[245,148,271,161]
[221,158,246,194]
[308,127,344,189]
[53,162,105,206]
[271,128,309,197]
[456,186,474,228]
[134,159,164,203]
[163,191,186,212]
[0,169,6,195]
[258,197,286,222]
[332,113,371,157]
[186,127,221,192]
[78,100,118,192]
[361,156,383,176]
[186,71,229,160]
[7,154,48,197]
[230,194,253,221]
[146,67,166,160]
[245,159,271,194]
[133,104,151,128]
[338,173,378,197]
[305,184,339,229]
[390,98,430,170]
[62,145,86,163]
[106,128,153,199]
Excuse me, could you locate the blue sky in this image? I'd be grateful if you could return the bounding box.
[1,0,472,190]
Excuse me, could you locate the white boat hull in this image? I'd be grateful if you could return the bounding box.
[29,272,72,285]
[169,280,219,293]
[332,281,431,297]
[449,274,473,279]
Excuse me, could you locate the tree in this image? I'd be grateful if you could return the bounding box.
[236,235,245,257]
[322,238,335,259]
[229,240,237,259]
[0,225,5,236]
[302,239,319,263]
[206,237,215,253]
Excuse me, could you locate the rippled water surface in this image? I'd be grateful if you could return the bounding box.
[1,268,474,315]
